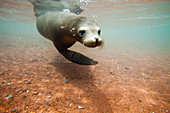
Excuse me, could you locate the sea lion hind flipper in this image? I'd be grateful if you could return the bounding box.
[29,0,83,17]
[59,49,98,65]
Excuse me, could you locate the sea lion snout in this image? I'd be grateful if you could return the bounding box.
[83,35,103,48]
[83,36,103,48]
[95,37,103,46]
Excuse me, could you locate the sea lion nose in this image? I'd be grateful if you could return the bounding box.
[94,37,102,46]
[95,37,99,44]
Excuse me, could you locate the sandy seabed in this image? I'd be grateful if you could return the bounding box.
[0,35,169,113]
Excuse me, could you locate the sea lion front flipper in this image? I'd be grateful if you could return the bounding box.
[59,49,98,65]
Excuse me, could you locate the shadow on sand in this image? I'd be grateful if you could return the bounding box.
[50,57,113,113]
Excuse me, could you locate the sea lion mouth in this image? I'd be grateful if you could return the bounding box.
[84,43,101,48]
[85,45,97,48]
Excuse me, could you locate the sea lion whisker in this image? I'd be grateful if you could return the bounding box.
[68,49,73,57]
[73,51,78,61]
[99,43,104,50]
[82,46,88,53]
[69,50,75,59]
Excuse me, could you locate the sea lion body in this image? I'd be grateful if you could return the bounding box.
[37,12,77,50]
[30,0,103,65]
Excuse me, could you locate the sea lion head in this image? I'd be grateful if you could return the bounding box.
[75,19,103,48]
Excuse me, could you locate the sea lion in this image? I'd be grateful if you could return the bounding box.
[30,0,103,65]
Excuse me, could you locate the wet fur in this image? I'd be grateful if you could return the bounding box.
[30,0,99,65]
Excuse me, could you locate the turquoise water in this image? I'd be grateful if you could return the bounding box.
[0,0,170,56]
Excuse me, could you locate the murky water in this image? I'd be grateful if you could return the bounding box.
[0,0,169,112]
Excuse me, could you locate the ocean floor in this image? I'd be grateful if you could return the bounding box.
[0,23,170,113]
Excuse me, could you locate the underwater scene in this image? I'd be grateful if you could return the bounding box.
[0,0,170,112]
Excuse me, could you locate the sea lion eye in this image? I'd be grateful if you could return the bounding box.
[98,30,101,35]
[78,30,86,37]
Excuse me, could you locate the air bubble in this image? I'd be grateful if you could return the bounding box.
[92,15,97,18]
[60,26,64,29]
[63,8,70,12]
